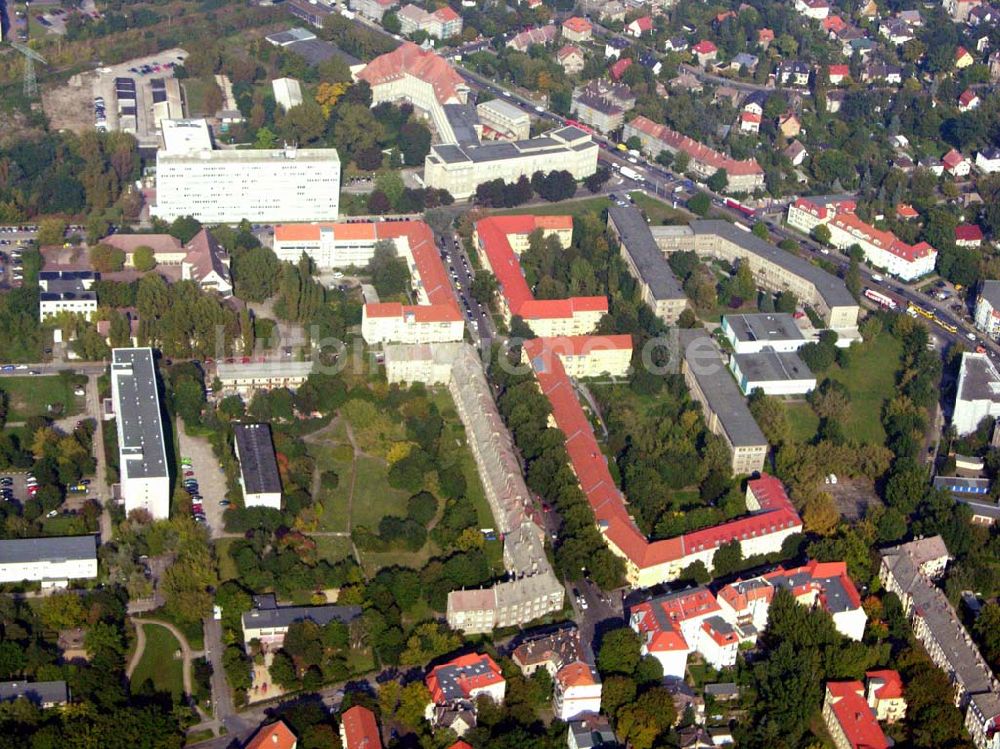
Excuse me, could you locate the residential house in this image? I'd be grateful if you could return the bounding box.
[968,4,997,24]
[182,229,232,296]
[975,280,1000,338]
[896,203,919,220]
[637,52,662,75]
[757,28,774,48]
[822,681,890,749]
[397,4,463,39]
[567,715,618,749]
[557,45,586,75]
[340,706,382,749]
[692,40,718,66]
[245,721,297,749]
[862,62,902,84]
[241,594,362,649]
[784,139,808,166]
[562,16,593,42]
[742,91,767,116]
[426,653,506,735]
[977,147,1000,173]
[507,25,558,53]
[897,8,923,25]
[822,14,847,33]
[740,111,761,133]
[626,16,653,37]
[665,36,689,52]
[880,18,914,43]
[919,155,945,175]
[825,212,938,280]
[959,89,982,111]
[943,149,972,177]
[956,45,975,67]
[599,1,626,22]
[956,224,984,247]
[865,670,906,724]
[604,37,629,59]
[857,0,878,17]
[948,0,982,23]
[825,90,846,112]
[731,52,759,72]
[795,0,830,19]
[0,681,69,709]
[777,60,810,86]
[609,57,632,81]
[778,112,802,138]
[827,63,850,84]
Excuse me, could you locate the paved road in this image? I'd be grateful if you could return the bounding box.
[677,63,773,93]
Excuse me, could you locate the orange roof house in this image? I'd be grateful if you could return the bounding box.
[245,720,298,749]
[340,706,382,749]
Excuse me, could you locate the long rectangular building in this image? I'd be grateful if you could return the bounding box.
[606,204,688,324]
[652,221,860,330]
[234,423,282,510]
[0,536,98,587]
[424,126,599,201]
[111,348,170,520]
[152,119,340,224]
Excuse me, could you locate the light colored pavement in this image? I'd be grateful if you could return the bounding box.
[197,615,235,737]
[175,418,228,537]
[85,374,113,541]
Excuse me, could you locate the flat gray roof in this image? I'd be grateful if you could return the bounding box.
[958,353,1000,403]
[679,331,767,448]
[112,348,169,480]
[234,423,282,496]
[428,125,595,166]
[608,203,685,301]
[216,360,314,380]
[979,280,1000,310]
[0,535,96,565]
[242,603,361,630]
[0,681,68,705]
[723,312,804,344]
[733,350,814,383]
[444,103,480,146]
[689,220,857,309]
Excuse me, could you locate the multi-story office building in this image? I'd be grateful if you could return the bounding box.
[652,221,860,330]
[424,125,599,201]
[110,348,171,520]
[153,119,340,224]
[234,424,283,510]
[38,271,98,322]
[607,204,688,324]
[975,280,1000,339]
[396,4,462,39]
[0,536,98,587]
[477,99,531,141]
[624,115,765,193]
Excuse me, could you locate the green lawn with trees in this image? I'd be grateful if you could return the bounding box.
[129,623,185,701]
[0,373,86,422]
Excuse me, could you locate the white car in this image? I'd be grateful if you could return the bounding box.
[967,332,977,341]
[15,365,27,370]
[332,271,344,279]
[534,105,544,113]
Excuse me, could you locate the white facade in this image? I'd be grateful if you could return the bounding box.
[729,353,817,396]
[272,77,304,112]
[554,674,603,720]
[273,224,380,268]
[953,353,1000,435]
[153,124,340,224]
[975,281,1000,339]
[111,348,171,520]
[0,537,98,587]
[975,149,1000,174]
[721,313,807,354]
[39,296,98,322]
[826,214,937,281]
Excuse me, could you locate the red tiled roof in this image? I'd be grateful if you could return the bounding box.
[955,223,984,242]
[244,720,297,749]
[956,45,971,60]
[692,40,718,54]
[609,57,633,80]
[826,682,890,749]
[741,112,762,124]
[822,15,847,31]
[830,212,936,263]
[959,89,979,106]
[630,15,653,31]
[866,670,904,700]
[895,204,919,219]
[557,44,583,60]
[433,5,460,21]
[357,43,465,105]
[340,706,382,749]
[758,28,775,41]
[943,148,966,168]
[426,653,504,705]
[555,661,599,687]
[562,16,592,33]
[628,115,763,176]
[448,743,474,749]
[828,64,849,77]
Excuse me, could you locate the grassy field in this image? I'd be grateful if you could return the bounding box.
[0,374,84,421]
[308,442,354,533]
[350,455,409,529]
[130,624,184,700]
[215,537,239,582]
[314,535,353,564]
[492,195,610,219]
[785,332,902,445]
[630,191,692,225]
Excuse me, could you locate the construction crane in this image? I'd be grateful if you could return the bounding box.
[8,40,47,98]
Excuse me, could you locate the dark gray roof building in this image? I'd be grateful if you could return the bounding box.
[241,603,362,634]
[233,423,282,499]
[111,348,168,481]
[0,681,69,707]
[0,535,97,566]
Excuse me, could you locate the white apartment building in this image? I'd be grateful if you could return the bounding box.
[234,423,283,510]
[383,342,463,385]
[953,353,1000,435]
[477,98,531,140]
[273,222,384,268]
[554,663,603,721]
[424,125,599,201]
[153,119,340,224]
[0,536,98,588]
[975,280,1000,339]
[826,213,937,281]
[722,313,807,354]
[38,271,98,322]
[110,348,171,520]
[215,361,314,397]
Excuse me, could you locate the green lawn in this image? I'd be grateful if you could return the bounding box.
[630,191,692,225]
[308,442,354,533]
[130,623,184,701]
[492,195,610,219]
[182,77,209,116]
[0,374,84,421]
[215,537,239,582]
[786,332,902,445]
[350,455,409,529]
[314,535,352,564]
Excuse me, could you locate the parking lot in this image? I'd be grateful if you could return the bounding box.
[175,421,230,538]
[91,49,188,147]
[0,470,95,516]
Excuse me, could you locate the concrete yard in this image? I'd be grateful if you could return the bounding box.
[175,420,230,538]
